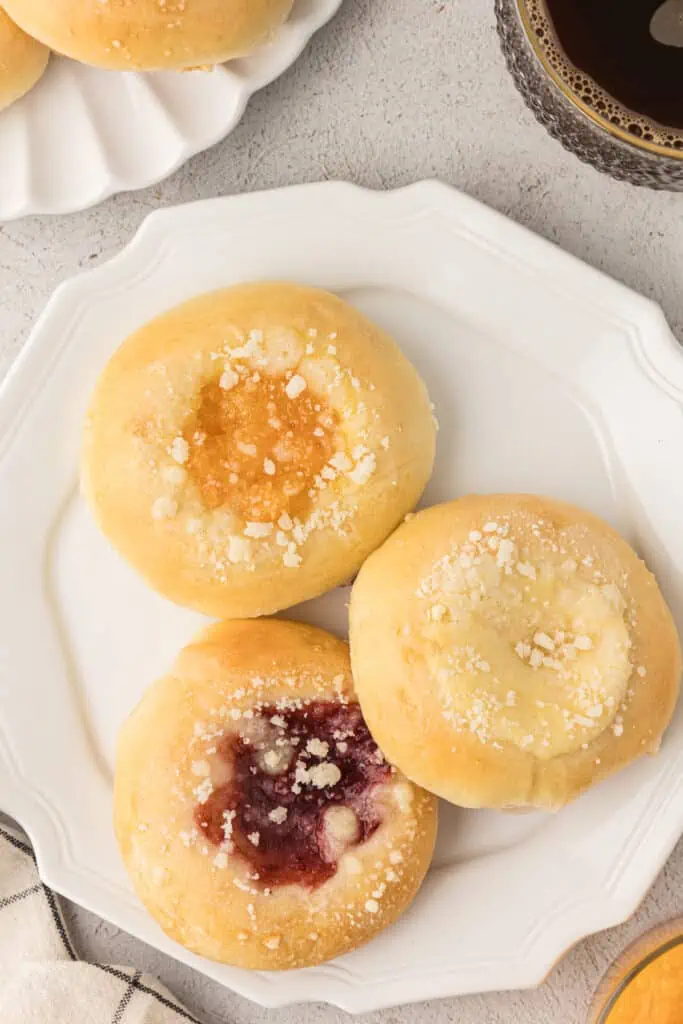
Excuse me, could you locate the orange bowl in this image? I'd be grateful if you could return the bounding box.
[589,920,683,1023]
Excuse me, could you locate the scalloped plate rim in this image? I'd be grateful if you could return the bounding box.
[1,181,683,1011]
[0,0,343,220]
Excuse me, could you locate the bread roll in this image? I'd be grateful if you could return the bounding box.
[2,0,293,71]
[349,494,681,811]
[0,8,48,112]
[82,282,436,619]
[114,619,438,969]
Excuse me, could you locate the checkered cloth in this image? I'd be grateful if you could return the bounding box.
[0,824,199,1024]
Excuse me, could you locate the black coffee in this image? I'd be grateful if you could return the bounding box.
[544,0,683,130]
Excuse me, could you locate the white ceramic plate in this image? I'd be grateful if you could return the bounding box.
[0,0,341,221]
[1,181,683,1013]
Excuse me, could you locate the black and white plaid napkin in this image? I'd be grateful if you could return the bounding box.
[0,824,199,1024]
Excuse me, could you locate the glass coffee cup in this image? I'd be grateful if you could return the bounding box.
[496,0,683,189]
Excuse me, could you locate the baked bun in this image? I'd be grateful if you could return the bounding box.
[114,619,437,969]
[82,282,435,619]
[350,494,681,812]
[2,0,293,71]
[0,8,48,112]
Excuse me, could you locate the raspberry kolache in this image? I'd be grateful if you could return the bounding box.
[114,619,438,969]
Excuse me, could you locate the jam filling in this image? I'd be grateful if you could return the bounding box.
[184,376,338,522]
[194,702,391,888]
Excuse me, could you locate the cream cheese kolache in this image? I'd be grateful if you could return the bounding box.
[82,282,436,618]
[2,0,295,71]
[114,619,438,969]
[349,494,682,812]
[0,7,49,112]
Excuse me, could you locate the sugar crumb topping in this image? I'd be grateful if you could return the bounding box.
[169,436,189,464]
[151,495,178,521]
[415,512,638,759]
[306,738,329,758]
[285,374,307,399]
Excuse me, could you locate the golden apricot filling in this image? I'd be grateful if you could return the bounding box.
[184,375,339,522]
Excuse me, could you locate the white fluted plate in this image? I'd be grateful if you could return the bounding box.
[1,182,683,1011]
[0,0,341,221]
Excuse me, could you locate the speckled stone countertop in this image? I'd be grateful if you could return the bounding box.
[1,1,682,1021]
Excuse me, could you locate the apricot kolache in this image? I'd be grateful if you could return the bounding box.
[82,282,436,619]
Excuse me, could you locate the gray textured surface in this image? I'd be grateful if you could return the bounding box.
[1,0,683,1021]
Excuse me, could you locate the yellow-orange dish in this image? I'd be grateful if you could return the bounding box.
[114,619,438,969]
[590,921,683,1024]
[0,8,49,112]
[594,937,683,1024]
[349,494,681,811]
[2,0,293,71]
[82,282,435,619]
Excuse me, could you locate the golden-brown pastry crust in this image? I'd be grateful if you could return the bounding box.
[2,0,293,71]
[114,619,438,970]
[0,8,48,112]
[82,282,435,619]
[349,494,681,811]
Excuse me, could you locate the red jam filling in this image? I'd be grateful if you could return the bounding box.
[194,701,391,888]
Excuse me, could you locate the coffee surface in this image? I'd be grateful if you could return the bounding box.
[544,0,682,130]
[525,0,683,150]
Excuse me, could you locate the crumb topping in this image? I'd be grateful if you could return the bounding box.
[414,513,640,758]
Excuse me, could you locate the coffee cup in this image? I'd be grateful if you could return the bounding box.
[496,0,683,189]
